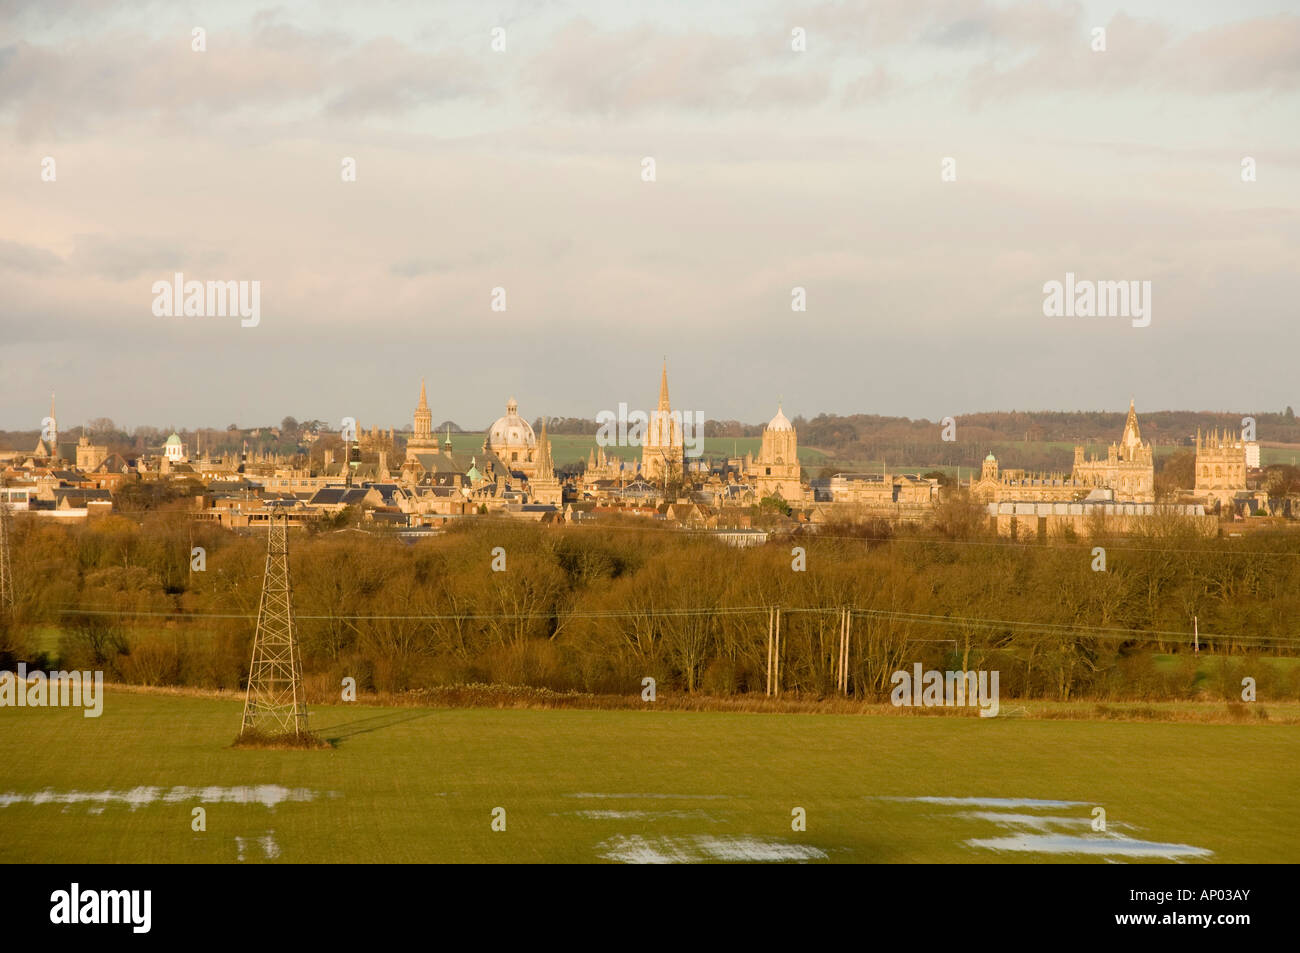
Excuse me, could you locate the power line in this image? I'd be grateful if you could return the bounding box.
[54,604,1300,649]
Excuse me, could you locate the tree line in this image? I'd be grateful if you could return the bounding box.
[1,508,1298,703]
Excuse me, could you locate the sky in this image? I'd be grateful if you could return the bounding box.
[1,0,1298,434]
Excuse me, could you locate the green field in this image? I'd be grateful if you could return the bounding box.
[1,691,1296,863]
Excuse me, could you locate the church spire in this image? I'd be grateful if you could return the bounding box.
[658,359,670,411]
[1121,398,1141,449]
[536,416,555,481]
[412,378,433,443]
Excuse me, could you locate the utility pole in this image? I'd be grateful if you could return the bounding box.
[0,479,14,617]
[837,608,852,695]
[766,607,774,696]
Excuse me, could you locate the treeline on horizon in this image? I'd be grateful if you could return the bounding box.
[2,507,1298,704]
[5,408,1296,471]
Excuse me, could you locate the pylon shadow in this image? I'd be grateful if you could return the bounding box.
[313,708,438,744]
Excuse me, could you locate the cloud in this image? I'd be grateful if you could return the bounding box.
[0,15,490,138]
[0,237,61,273]
[522,17,831,115]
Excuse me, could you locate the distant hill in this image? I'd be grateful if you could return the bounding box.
[5,408,1296,475]
[789,409,1300,473]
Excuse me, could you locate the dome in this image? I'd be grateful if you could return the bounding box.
[984,452,996,462]
[487,398,536,451]
[766,405,793,432]
[164,433,182,446]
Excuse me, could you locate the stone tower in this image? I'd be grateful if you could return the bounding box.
[406,379,437,459]
[642,360,684,482]
[751,404,803,501]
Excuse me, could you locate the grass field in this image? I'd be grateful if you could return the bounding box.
[1,690,1296,863]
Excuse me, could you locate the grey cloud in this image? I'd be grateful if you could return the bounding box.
[0,16,490,137]
[65,235,228,282]
[522,17,832,115]
[391,259,450,278]
[0,238,61,273]
[798,1,1300,101]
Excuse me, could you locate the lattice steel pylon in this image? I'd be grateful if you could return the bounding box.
[240,507,309,736]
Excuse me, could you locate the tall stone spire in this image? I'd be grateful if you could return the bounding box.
[658,359,670,412]
[1120,398,1141,451]
[412,378,432,443]
[536,416,555,481]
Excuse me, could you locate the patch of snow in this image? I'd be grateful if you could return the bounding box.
[596,834,826,864]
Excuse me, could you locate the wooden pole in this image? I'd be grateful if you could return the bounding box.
[843,609,852,696]
[837,609,844,693]
[775,608,782,697]
[766,607,774,696]
[837,608,846,693]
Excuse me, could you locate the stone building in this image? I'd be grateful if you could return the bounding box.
[1071,400,1154,502]
[75,434,109,471]
[1195,428,1247,505]
[969,453,1085,503]
[405,379,438,459]
[528,417,564,506]
[484,397,538,478]
[745,404,804,502]
[641,362,685,483]
[970,401,1154,504]
[163,432,186,463]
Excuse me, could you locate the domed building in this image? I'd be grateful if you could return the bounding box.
[745,403,804,502]
[163,432,186,463]
[484,397,538,477]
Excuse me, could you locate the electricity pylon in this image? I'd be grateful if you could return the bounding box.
[240,507,309,736]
